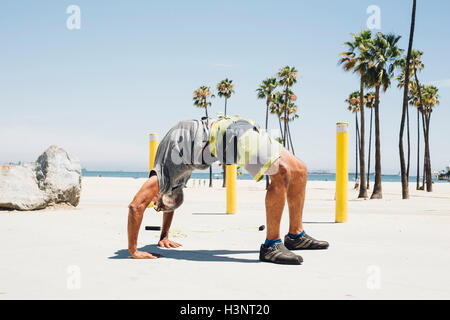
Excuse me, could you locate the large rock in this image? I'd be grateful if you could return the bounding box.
[0,146,82,211]
[35,145,82,207]
[0,165,47,210]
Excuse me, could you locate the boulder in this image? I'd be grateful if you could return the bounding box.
[0,165,47,210]
[35,145,82,207]
[0,146,82,211]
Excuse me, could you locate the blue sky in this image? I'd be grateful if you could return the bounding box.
[1,0,449,173]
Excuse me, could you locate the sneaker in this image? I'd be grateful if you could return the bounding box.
[284,233,329,250]
[259,242,303,265]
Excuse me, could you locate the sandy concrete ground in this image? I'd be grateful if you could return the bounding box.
[1,177,450,300]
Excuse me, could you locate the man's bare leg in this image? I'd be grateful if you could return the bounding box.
[264,148,306,240]
[282,149,307,235]
[265,157,290,241]
[264,147,307,239]
[128,175,160,259]
[261,156,302,264]
[280,150,329,250]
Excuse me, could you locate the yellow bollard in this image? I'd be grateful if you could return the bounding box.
[149,133,159,207]
[336,123,349,223]
[226,164,237,214]
[149,133,159,172]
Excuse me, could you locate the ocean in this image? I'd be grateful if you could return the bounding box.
[81,169,443,183]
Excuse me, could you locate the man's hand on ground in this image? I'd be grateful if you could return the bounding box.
[158,238,182,248]
[130,250,161,259]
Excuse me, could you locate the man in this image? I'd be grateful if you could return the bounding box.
[128,116,329,265]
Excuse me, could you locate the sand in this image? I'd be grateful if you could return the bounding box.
[1,177,450,300]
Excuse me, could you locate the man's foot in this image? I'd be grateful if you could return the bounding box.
[284,232,329,250]
[259,242,303,265]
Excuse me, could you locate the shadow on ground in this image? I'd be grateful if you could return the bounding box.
[109,244,260,263]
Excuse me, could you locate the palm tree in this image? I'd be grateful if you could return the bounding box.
[399,0,417,200]
[339,30,372,198]
[282,89,298,155]
[282,100,299,154]
[411,51,425,190]
[217,78,235,187]
[419,85,440,192]
[277,66,298,147]
[366,32,403,199]
[269,91,285,138]
[346,91,362,188]
[257,78,278,132]
[217,78,235,116]
[409,82,428,190]
[409,81,427,190]
[404,81,438,193]
[408,81,424,189]
[257,77,278,189]
[193,86,215,187]
[398,49,424,190]
[269,89,298,154]
[365,91,376,189]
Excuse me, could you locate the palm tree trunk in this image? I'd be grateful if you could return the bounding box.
[222,99,228,188]
[355,112,359,188]
[425,114,433,192]
[420,112,433,192]
[422,157,426,189]
[406,103,411,179]
[416,107,420,190]
[224,98,228,117]
[414,70,425,190]
[265,98,270,190]
[288,122,295,155]
[283,87,289,147]
[358,80,368,198]
[283,112,288,147]
[367,107,373,190]
[399,102,410,198]
[205,108,213,188]
[371,86,383,199]
[422,123,429,190]
[414,72,422,190]
[421,112,427,190]
[278,117,284,139]
[286,134,290,151]
[399,0,416,200]
[422,156,426,189]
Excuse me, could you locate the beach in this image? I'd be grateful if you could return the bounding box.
[1,177,450,300]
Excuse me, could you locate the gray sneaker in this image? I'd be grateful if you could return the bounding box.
[259,242,303,265]
[284,233,329,250]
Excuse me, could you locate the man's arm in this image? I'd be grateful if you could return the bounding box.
[128,176,160,259]
[158,211,182,248]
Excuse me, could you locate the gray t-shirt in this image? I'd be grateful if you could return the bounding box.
[150,118,217,195]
